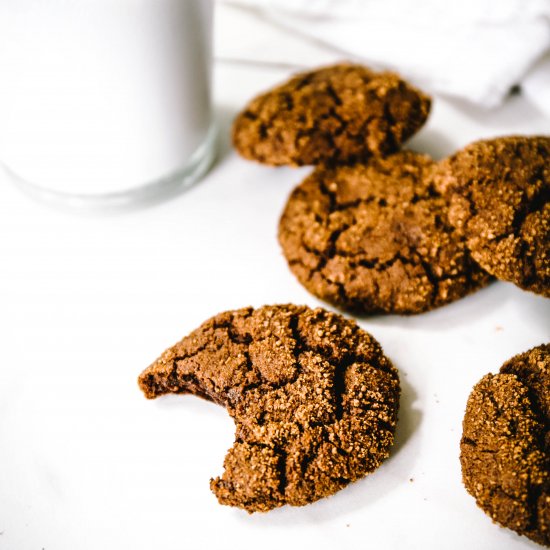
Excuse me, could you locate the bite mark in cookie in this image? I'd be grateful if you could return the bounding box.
[138,304,400,512]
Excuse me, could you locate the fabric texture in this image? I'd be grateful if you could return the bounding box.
[221,0,550,111]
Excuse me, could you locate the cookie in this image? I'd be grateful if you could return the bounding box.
[436,136,550,297]
[278,151,491,314]
[232,63,431,166]
[461,343,550,547]
[138,304,400,512]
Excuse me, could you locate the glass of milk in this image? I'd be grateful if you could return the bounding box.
[0,0,216,208]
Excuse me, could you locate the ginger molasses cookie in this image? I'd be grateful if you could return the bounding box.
[278,151,490,315]
[436,136,550,297]
[138,304,400,513]
[232,63,431,166]
[460,343,550,547]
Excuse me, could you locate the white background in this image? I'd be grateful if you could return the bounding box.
[0,4,549,550]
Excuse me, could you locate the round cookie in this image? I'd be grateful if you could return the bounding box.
[138,304,400,513]
[460,344,550,547]
[436,136,550,297]
[278,151,491,315]
[232,63,431,166]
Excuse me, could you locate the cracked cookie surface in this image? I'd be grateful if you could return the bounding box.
[278,151,490,314]
[138,304,400,512]
[460,343,550,547]
[232,63,431,166]
[436,136,550,297]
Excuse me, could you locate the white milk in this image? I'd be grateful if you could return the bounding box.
[0,0,215,204]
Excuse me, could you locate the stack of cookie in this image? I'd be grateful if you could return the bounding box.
[233,64,550,314]
[137,63,549,547]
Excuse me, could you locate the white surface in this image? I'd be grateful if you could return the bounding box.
[1,17,550,550]
[0,0,213,194]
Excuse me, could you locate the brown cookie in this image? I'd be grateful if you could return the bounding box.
[436,136,550,297]
[278,151,491,315]
[138,304,400,513]
[232,63,431,166]
[461,343,550,547]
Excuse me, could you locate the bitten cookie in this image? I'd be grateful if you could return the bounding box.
[436,136,550,297]
[278,151,490,314]
[461,344,550,547]
[138,304,400,512]
[232,63,431,166]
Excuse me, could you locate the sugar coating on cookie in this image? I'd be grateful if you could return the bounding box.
[232,63,431,166]
[138,304,400,512]
[436,136,550,297]
[461,343,550,547]
[278,151,490,314]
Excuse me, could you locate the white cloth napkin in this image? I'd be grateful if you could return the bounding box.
[221,0,550,112]
[523,52,550,117]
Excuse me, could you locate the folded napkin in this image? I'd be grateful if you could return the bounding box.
[221,0,550,111]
